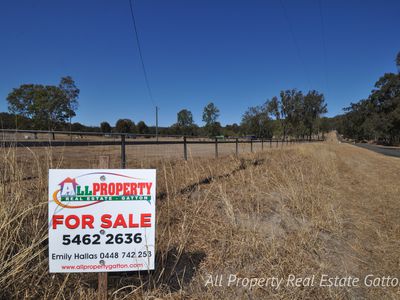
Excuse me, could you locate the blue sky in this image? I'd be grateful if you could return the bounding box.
[0,0,399,127]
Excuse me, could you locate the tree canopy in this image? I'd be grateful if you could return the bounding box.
[137,121,149,134]
[265,89,327,140]
[338,52,400,145]
[177,109,194,127]
[115,119,135,133]
[3,77,331,140]
[241,104,271,138]
[303,90,327,139]
[202,102,221,137]
[202,102,220,125]
[340,73,400,144]
[100,121,112,133]
[174,109,198,135]
[6,77,79,130]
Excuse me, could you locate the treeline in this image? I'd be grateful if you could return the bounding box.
[335,52,400,145]
[2,76,329,139]
[101,91,328,139]
[241,89,327,140]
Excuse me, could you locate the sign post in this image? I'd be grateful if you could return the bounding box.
[98,156,109,300]
[48,164,156,296]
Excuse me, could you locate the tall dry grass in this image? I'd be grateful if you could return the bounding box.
[1,138,399,299]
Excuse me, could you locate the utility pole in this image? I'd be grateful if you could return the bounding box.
[155,106,159,142]
[69,116,72,142]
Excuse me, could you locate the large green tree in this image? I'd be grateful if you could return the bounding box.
[59,76,79,131]
[265,90,327,140]
[175,109,197,135]
[6,77,79,130]
[115,119,135,133]
[202,102,220,137]
[266,96,281,138]
[100,121,112,133]
[266,90,304,140]
[137,121,149,134]
[202,102,219,125]
[241,105,271,138]
[224,123,240,136]
[177,109,194,127]
[340,73,400,144]
[303,90,327,140]
[0,112,31,129]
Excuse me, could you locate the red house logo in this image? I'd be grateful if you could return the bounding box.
[59,177,78,196]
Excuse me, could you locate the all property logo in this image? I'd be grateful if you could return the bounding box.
[52,172,153,209]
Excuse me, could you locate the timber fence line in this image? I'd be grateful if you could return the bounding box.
[0,129,324,164]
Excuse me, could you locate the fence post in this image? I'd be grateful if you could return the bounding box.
[98,155,110,300]
[235,138,239,157]
[250,139,253,153]
[121,135,126,169]
[261,138,264,151]
[183,136,188,161]
[215,138,218,158]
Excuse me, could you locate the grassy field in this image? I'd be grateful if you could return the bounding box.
[1,133,399,299]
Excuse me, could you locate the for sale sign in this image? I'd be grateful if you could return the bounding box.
[48,169,156,273]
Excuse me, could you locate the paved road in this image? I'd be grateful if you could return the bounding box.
[354,143,400,158]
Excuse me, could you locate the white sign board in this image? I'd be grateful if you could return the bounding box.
[48,169,156,273]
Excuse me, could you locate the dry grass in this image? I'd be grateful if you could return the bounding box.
[1,134,399,299]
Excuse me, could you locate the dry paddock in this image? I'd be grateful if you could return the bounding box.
[9,140,285,170]
[1,135,399,299]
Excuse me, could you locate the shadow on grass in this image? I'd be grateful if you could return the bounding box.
[103,247,206,294]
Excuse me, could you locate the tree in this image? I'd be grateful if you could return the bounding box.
[100,121,112,133]
[205,122,222,137]
[175,109,197,135]
[266,90,304,140]
[115,119,135,133]
[0,112,31,129]
[224,123,240,136]
[266,96,280,120]
[241,105,271,138]
[137,121,149,134]
[59,76,79,131]
[339,72,400,144]
[202,102,220,137]
[177,109,194,127]
[71,122,86,132]
[265,90,327,140]
[202,102,220,125]
[369,73,400,143]
[319,117,334,136]
[6,77,79,130]
[266,96,280,138]
[281,89,305,139]
[396,51,400,73]
[303,90,327,140]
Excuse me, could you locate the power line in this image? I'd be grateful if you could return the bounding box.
[128,0,156,107]
[279,0,312,90]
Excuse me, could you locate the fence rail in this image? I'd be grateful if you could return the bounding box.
[0,129,324,164]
